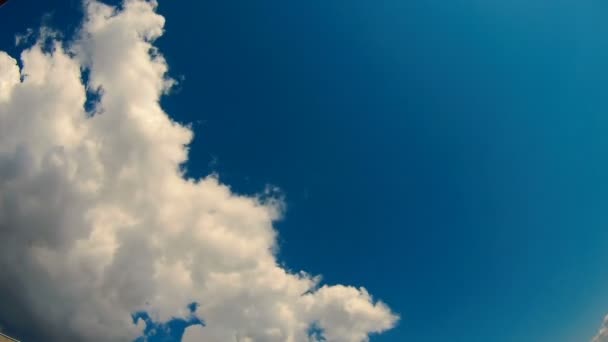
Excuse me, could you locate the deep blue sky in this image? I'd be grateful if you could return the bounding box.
[3,0,608,341]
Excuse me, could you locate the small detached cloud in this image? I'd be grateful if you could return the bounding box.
[133,303,203,342]
[0,0,398,341]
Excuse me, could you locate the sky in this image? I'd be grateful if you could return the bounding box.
[2,0,608,341]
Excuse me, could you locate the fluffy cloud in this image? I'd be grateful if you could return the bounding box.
[0,0,398,341]
[593,315,608,342]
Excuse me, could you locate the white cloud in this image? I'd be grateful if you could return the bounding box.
[182,325,206,342]
[593,315,608,342]
[0,0,398,341]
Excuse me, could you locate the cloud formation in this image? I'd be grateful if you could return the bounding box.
[0,1,398,341]
[593,315,608,342]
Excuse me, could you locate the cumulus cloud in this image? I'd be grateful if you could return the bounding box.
[0,0,398,341]
[593,315,608,342]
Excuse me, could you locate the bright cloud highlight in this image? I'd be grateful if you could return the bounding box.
[0,1,398,341]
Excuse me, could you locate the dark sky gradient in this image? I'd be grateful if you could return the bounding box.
[3,1,608,341]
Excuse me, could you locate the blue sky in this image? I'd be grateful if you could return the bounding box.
[2,0,608,341]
